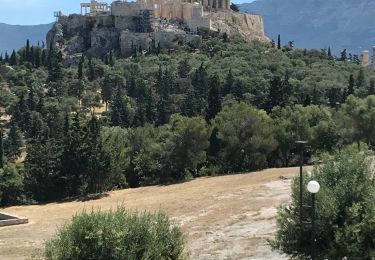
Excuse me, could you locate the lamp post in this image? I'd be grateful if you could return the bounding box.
[295,140,308,224]
[307,180,320,260]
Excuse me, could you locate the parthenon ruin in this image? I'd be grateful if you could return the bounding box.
[80,0,231,18]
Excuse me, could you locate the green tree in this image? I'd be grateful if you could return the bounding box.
[273,149,375,259]
[340,49,347,62]
[345,74,355,99]
[206,75,222,121]
[0,162,25,206]
[213,103,277,172]
[110,87,136,128]
[4,123,23,160]
[9,50,17,66]
[164,115,210,180]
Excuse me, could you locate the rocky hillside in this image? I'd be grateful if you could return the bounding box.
[240,0,375,54]
[0,23,53,54]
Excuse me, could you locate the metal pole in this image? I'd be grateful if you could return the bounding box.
[299,147,303,224]
[311,193,316,260]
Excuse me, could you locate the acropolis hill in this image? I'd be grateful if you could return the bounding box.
[47,0,269,61]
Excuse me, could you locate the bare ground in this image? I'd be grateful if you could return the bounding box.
[0,166,310,260]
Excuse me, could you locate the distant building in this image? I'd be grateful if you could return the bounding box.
[361,50,369,67]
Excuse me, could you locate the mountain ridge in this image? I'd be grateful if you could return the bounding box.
[239,0,375,54]
[0,23,53,54]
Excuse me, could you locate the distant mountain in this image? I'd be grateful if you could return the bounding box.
[239,0,375,54]
[0,23,53,55]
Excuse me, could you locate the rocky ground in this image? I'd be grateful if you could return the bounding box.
[0,166,311,260]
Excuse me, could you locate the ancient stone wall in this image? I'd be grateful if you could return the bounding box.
[186,16,211,33]
[0,212,28,227]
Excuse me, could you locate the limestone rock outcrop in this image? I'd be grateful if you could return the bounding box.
[46,1,269,62]
[210,12,269,43]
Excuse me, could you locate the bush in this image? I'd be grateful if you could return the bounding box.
[0,162,25,206]
[272,149,375,259]
[44,207,187,260]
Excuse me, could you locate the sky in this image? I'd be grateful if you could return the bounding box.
[0,0,256,25]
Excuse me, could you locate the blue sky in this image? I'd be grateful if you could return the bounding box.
[0,0,255,25]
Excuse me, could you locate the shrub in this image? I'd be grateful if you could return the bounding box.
[272,149,375,259]
[0,162,25,206]
[44,207,187,260]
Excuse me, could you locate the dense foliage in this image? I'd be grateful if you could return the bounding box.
[1,35,375,204]
[44,207,186,260]
[272,149,375,259]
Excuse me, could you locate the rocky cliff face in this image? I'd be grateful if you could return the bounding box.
[46,10,269,63]
[210,12,269,43]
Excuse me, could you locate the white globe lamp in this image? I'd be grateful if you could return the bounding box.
[307,180,320,194]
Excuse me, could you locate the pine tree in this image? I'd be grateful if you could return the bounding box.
[177,59,191,78]
[191,62,209,113]
[206,75,222,121]
[277,34,281,50]
[5,122,22,160]
[47,49,63,82]
[340,49,347,62]
[84,115,110,194]
[233,80,244,100]
[60,113,84,196]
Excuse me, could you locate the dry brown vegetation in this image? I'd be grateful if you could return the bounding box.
[0,166,311,260]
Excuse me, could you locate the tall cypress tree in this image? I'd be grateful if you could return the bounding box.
[78,59,83,79]
[9,50,17,66]
[25,39,31,62]
[327,47,332,59]
[277,34,281,50]
[345,74,355,100]
[4,51,9,63]
[206,75,222,121]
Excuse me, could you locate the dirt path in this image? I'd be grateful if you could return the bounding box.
[0,167,309,259]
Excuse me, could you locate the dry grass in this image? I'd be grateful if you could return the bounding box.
[0,166,311,260]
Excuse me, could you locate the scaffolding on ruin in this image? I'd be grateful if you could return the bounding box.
[135,9,154,33]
